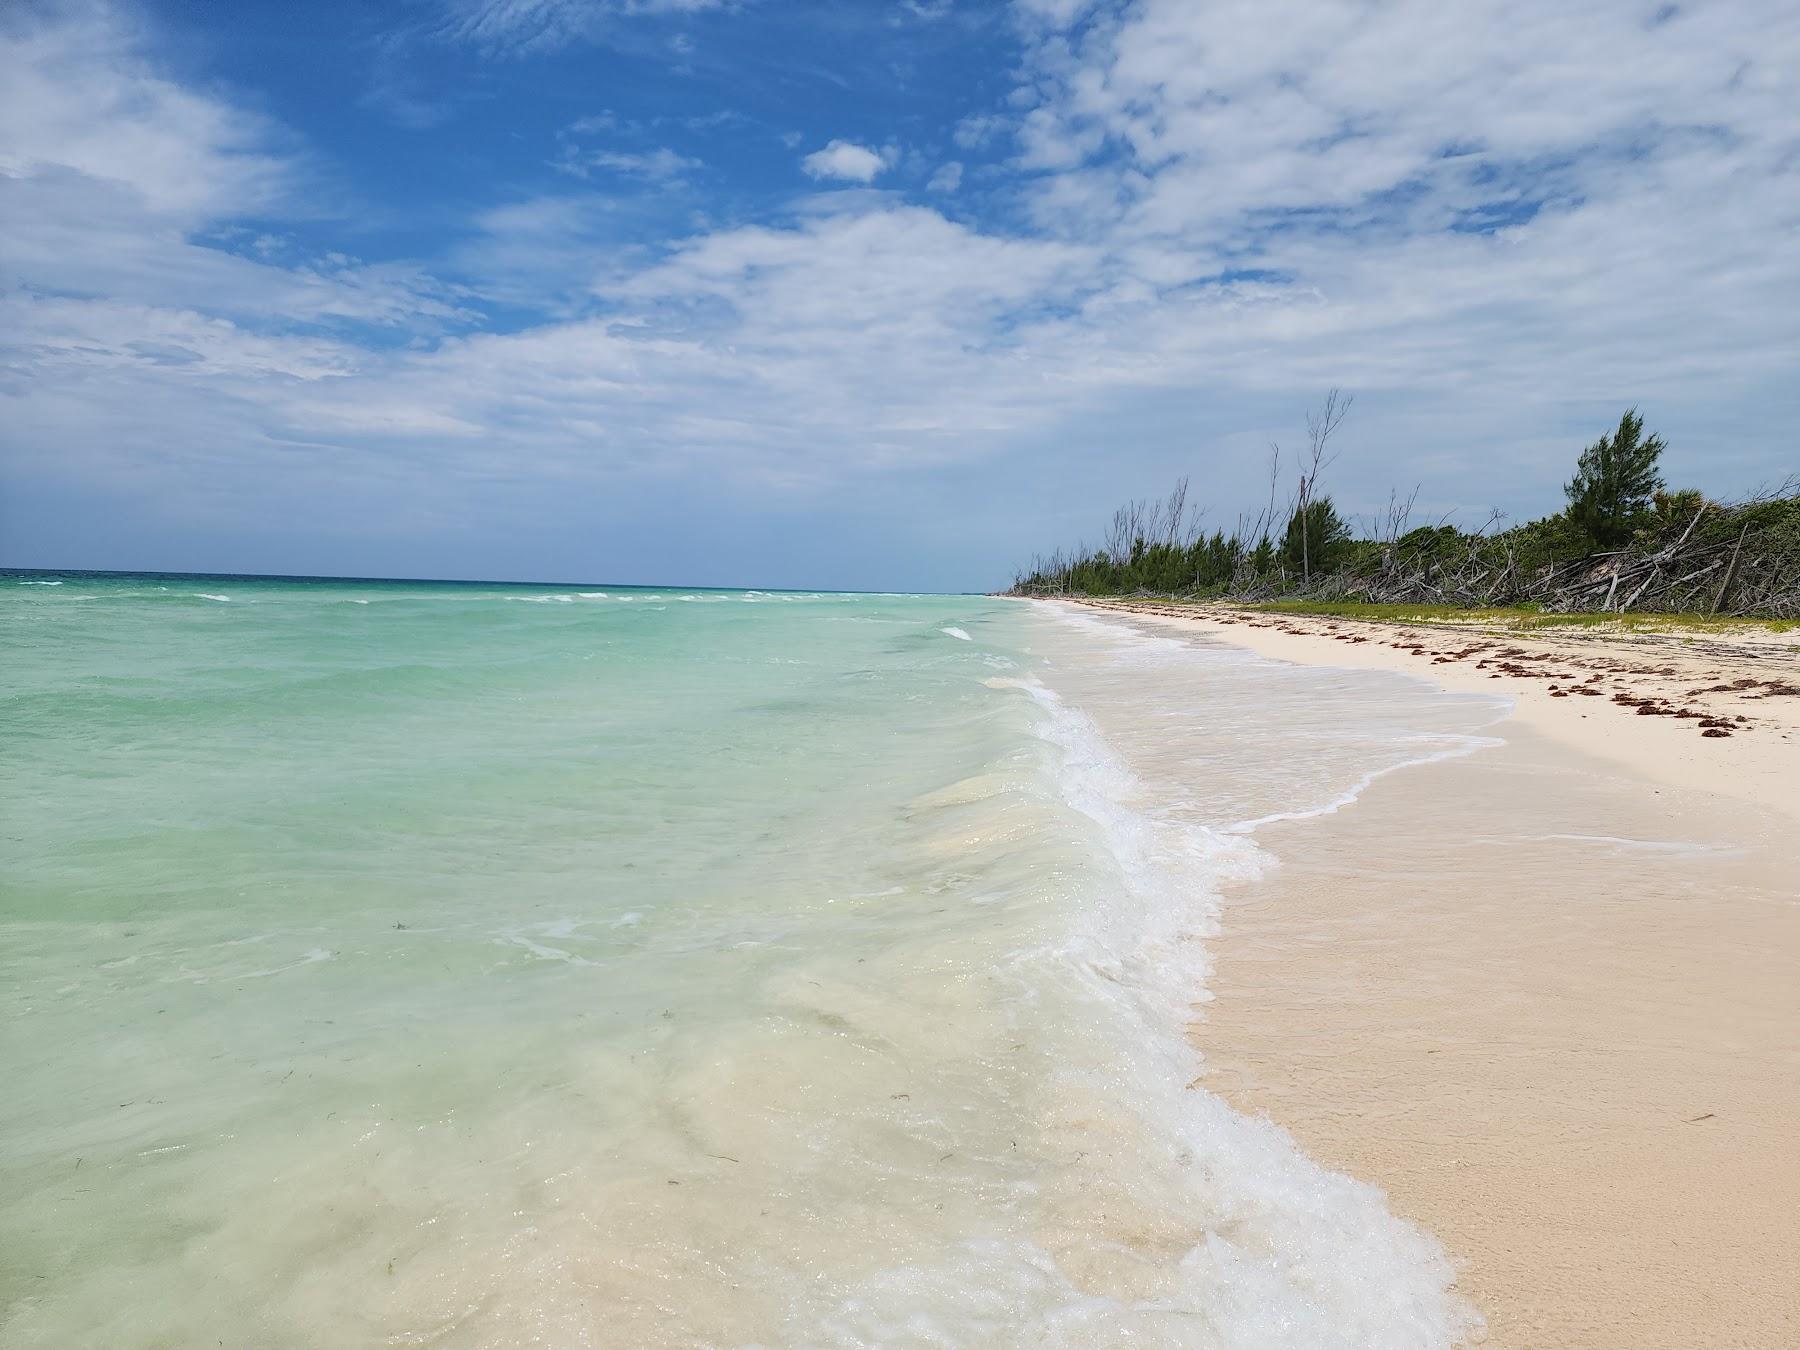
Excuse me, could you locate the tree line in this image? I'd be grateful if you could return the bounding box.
[1009,399,1800,618]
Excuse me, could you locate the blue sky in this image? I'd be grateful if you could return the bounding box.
[3,0,1797,590]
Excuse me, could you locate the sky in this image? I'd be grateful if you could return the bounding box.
[2,0,1797,591]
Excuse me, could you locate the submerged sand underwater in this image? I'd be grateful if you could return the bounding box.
[2,575,1502,1347]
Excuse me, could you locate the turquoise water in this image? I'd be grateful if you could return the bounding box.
[2,573,1499,1347]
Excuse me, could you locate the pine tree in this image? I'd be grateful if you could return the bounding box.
[1565,409,1666,548]
[1250,534,1276,575]
[1282,497,1350,576]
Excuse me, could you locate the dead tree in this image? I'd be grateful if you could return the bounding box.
[1295,389,1352,584]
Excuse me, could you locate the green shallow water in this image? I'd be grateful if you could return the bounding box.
[1,571,1493,1348]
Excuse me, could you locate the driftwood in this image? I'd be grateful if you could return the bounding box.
[1712,524,1752,615]
[1310,517,1798,617]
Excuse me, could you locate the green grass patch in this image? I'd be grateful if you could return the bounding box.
[1242,599,1797,634]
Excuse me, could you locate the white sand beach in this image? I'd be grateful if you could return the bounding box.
[1062,600,1800,1348]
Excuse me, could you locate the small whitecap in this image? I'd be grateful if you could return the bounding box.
[495,933,597,966]
[940,626,973,641]
[231,948,334,980]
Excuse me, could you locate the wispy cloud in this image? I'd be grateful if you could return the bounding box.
[437,0,726,54]
[951,113,1006,152]
[559,145,701,181]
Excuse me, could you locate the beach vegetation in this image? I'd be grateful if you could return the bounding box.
[1009,401,1800,619]
[1121,598,1796,634]
[1249,601,1798,635]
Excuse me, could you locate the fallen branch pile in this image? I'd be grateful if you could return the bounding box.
[1013,485,1800,619]
[1309,491,1800,617]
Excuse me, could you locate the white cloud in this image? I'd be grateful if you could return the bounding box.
[0,4,288,221]
[800,140,887,184]
[5,296,356,383]
[1013,0,1798,244]
[0,0,472,517]
[0,8,465,333]
[927,161,963,193]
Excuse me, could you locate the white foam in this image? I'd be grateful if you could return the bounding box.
[194,593,231,602]
[1229,729,1501,833]
[495,933,597,966]
[175,947,334,983]
[940,626,973,641]
[1037,602,1510,834]
[1502,832,1744,856]
[974,674,1480,1346]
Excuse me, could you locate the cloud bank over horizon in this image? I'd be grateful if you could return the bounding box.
[3,0,1797,589]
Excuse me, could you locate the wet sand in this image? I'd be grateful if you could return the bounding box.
[1083,603,1800,1346]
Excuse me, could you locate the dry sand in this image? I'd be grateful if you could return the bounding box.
[1061,600,1800,1348]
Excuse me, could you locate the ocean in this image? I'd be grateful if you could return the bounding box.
[1,572,1503,1348]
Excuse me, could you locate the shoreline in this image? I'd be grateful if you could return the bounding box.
[1047,598,1800,1347]
[1060,598,1800,824]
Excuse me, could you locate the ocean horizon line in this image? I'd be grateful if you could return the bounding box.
[0,565,977,598]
